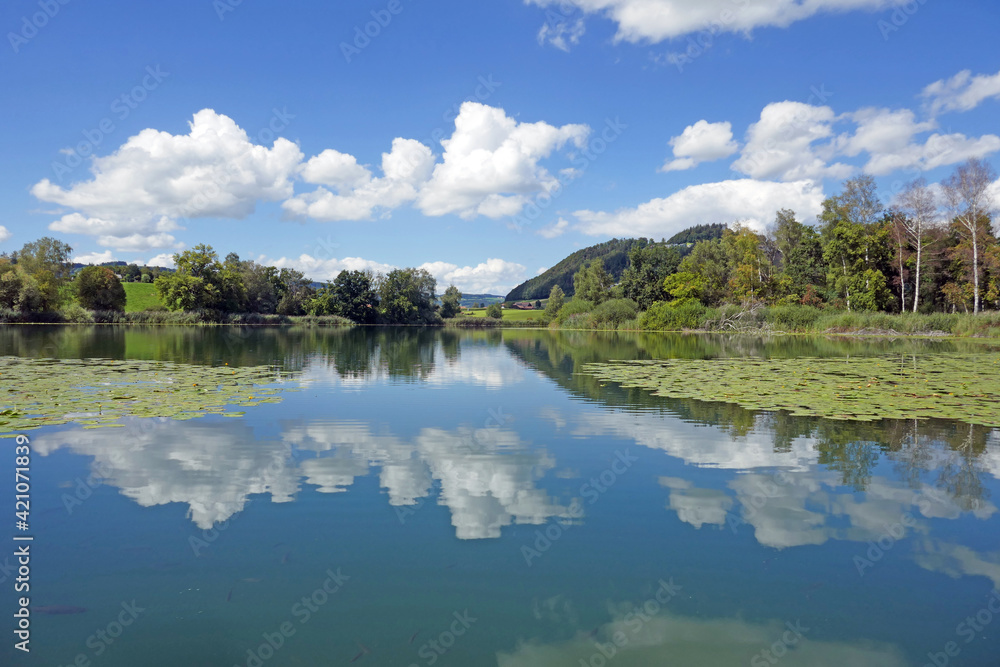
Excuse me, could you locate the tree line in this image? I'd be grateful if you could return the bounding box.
[1,239,463,324]
[2,158,996,326]
[541,158,999,327]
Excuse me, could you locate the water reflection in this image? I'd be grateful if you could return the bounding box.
[34,417,571,539]
[8,327,1000,665]
[286,421,570,539]
[32,419,299,528]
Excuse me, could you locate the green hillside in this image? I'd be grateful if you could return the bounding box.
[505,238,640,301]
[123,282,164,312]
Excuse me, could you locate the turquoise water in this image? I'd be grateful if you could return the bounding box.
[1,327,998,666]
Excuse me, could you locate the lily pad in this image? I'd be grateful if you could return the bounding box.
[0,357,293,435]
[581,353,1000,427]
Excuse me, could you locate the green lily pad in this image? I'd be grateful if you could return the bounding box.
[581,353,1000,427]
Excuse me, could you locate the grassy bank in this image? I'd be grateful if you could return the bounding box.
[0,308,354,327]
[535,302,1000,337]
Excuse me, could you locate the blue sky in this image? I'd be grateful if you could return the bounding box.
[2,0,999,293]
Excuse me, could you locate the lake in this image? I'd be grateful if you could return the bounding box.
[1,326,998,666]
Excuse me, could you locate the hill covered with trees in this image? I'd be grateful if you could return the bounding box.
[504,238,641,301]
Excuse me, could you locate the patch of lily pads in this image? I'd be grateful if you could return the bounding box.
[581,353,1000,427]
[0,357,296,435]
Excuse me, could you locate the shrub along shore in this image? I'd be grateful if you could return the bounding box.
[3,304,999,338]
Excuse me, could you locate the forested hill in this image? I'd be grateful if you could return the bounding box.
[666,223,726,245]
[505,239,640,301]
[505,225,729,301]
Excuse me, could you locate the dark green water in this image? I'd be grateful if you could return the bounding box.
[1,326,998,666]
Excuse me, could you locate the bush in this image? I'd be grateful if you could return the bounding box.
[60,303,95,323]
[765,305,823,331]
[638,301,708,330]
[485,303,503,318]
[591,298,639,328]
[563,312,594,329]
[553,299,593,327]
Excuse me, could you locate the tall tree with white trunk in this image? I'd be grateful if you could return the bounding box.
[943,159,996,314]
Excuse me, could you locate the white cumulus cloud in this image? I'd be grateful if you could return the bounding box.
[283,139,435,222]
[33,109,302,243]
[0,226,11,245]
[538,218,571,238]
[416,102,590,219]
[922,68,1000,116]
[260,254,526,294]
[731,101,853,181]
[74,250,117,265]
[661,120,738,172]
[145,253,176,268]
[527,0,911,44]
[96,233,183,253]
[574,179,825,238]
[418,258,527,294]
[537,16,586,51]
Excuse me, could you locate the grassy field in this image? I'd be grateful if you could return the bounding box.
[123,282,164,312]
[462,307,544,322]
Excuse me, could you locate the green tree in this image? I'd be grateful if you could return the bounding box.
[534,299,542,309]
[677,239,730,306]
[76,266,127,311]
[440,285,462,319]
[155,273,210,312]
[722,224,773,302]
[662,271,705,305]
[275,268,314,316]
[620,240,682,310]
[318,270,378,323]
[14,236,73,310]
[820,179,893,311]
[378,268,437,324]
[771,209,825,296]
[239,261,279,313]
[0,260,44,311]
[573,260,612,305]
[155,245,223,311]
[545,284,565,320]
[485,302,503,318]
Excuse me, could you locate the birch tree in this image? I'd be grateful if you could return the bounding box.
[942,159,996,314]
[896,178,938,313]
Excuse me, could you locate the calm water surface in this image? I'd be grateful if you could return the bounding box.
[1,326,998,666]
